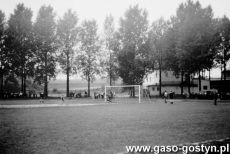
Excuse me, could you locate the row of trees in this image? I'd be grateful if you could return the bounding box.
[1,0,230,98]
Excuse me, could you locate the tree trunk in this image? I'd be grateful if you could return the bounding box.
[223,49,226,80]
[198,70,201,92]
[44,52,48,98]
[129,87,135,97]
[66,71,69,97]
[0,73,3,99]
[24,75,26,96]
[181,71,184,95]
[66,52,70,97]
[109,52,112,86]
[21,75,24,93]
[220,63,223,80]
[109,71,112,86]
[187,73,191,96]
[87,75,90,97]
[159,57,162,97]
[224,60,226,81]
[23,66,26,95]
[132,87,135,97]
[209,69,211,81]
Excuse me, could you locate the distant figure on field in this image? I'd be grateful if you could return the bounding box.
[60,94,65,103]
[84,91,88,97]
[40,92,44,103]
[214,92,218,105]
[169,90,174,99]
[164,91,168,103]
[107,90,113,103]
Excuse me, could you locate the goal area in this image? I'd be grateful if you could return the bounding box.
[104,85,141,103]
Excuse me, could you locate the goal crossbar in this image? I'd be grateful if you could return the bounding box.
[104,85,141,103]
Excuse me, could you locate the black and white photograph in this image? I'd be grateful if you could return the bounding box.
[0,0,230,153]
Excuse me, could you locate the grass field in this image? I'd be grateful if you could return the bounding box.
[1,98,230,154]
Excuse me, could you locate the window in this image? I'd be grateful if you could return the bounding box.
[203,86,208,90]
[152,87,155,91]
[157,87,160,91]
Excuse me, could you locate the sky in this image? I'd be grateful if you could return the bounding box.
[1,0,230,29]
[1,0,230,79]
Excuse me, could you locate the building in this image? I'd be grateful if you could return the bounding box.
[143,70,211,96]
[210,70,230,94]
[221,70,230,80]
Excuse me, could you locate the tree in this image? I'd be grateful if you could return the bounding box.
[148,17,169,96]
[214,16,230,80]
[163,17,185,94]
[33,5,57,97]
[76,20,100,97]
[102,14,119,86]
[6,4,34,95]
[57,9,78,97]
[117,5,149,89]
[0,10,7,98]
[174,0,216,94]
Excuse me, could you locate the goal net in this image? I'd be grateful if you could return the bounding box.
[104,85,141,103]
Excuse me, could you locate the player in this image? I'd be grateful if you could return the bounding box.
[164,90,168,103]
[214,92,218,105]
[39,92,44,103]
[60,94,65,103]
[107,90,113,103]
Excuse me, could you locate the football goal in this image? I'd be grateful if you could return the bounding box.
[104,85,141,103]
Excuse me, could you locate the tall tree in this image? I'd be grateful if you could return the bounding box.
[174,0,215,94]
[117,5,149,90]
[215,16,230,80]
[148,17,169,96]
[57,9,78,97]
[102,14,119,86]
[7,3,34,95]
[163,17,185,94]
[0,10,7,98]
[76,20,100,97]
[34,5,57,97]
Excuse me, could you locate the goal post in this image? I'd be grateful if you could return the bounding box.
[104,85,141,103]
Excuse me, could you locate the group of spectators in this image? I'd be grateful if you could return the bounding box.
[1,91,38,99]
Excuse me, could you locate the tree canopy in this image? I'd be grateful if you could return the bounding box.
[33,5,57,97]
[57,9,78,96]
[6,3,34,94]
[76,20,100,96]
[117,5,149,85]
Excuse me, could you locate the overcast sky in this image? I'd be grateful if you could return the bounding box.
[1,0,229,79]
[1,0,230,29]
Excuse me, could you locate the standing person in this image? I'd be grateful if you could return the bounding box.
[214,92,218,106]
[107,90,113,103]
[61,94,65,103]
[164,90,168,103]
[39,92,44,103]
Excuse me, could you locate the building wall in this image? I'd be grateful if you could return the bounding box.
[147,84,211,96]
[192,79,210,93]
[144,71,211,96]
[143,71,182,87]
[148,85,182,96]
